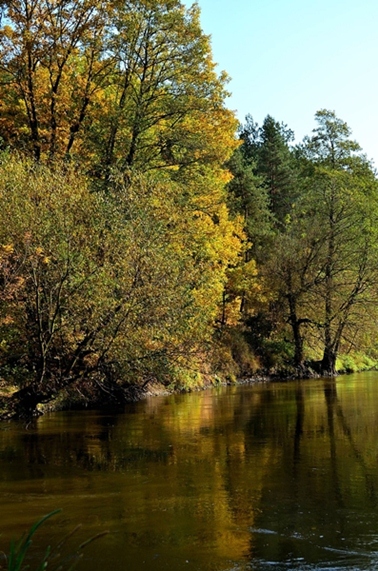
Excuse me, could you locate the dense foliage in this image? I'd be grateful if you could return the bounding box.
[0,0,378,418]
[228,110,378,376]
[0,156,244,417]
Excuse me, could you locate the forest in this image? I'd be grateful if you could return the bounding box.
[0,0,378,419]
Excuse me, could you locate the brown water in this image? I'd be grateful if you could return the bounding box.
[1,373,378,570]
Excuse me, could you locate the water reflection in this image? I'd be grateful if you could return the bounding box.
[1,374,378,569]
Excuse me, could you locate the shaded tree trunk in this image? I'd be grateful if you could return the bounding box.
[286,272,304,369]
[321,346,337,376]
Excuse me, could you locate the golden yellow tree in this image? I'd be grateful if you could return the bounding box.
[0,0,238,176]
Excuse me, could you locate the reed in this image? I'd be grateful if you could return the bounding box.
[2,510,108,571]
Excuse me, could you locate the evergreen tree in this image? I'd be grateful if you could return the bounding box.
[257,115,297,225]
[226,146,271,261]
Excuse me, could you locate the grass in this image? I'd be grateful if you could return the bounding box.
[1,510,108,571]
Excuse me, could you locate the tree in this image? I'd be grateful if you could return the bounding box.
[237,110,378,375]
[256,115,298,224]
[0,155,244,417]
[279,110,378,374]
[0,0,244,418]
[262,224,324,370]
[237,114,298,226]
[225,115,301,370]
[307,169,378,375]
[0,0,238,178]
[98,1,237,172]
[0,156,127,415]
[226,141,272,262]
[0,0,109,160]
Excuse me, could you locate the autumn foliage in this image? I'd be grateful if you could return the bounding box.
[1,1,378,419]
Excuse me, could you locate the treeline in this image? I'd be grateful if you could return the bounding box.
[227,111,378,377]
[0,0,377,418]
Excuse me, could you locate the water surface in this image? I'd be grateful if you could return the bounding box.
[1,372,378,570]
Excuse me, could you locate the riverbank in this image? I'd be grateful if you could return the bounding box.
[1,351,376,421]
[28,368,316,415]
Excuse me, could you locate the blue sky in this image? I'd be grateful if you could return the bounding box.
[189,0,378,165]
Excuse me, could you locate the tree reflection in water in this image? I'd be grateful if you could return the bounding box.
[1,376,378,570]
[248,375,378,569]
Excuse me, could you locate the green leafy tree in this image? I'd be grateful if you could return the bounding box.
[225,115,300,370]
[256,115,298,224]
[235,110,378,374]
[269,110,378,374]
[94,0,238,175]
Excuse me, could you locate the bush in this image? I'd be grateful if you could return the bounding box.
[336,352,377,374]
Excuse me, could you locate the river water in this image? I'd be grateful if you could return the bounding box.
[1,372,378,570]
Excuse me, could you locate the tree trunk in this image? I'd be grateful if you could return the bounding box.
[321,184,336,376]
[321,346,337,376]
[287,277,304,369]
[0,386,44,420]
[291,316,304,369]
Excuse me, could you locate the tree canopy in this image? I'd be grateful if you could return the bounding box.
[0,0,378,419]
[230,109,378,375]
[0,0,238,178]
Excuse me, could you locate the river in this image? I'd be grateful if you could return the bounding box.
[1,372,378,570]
